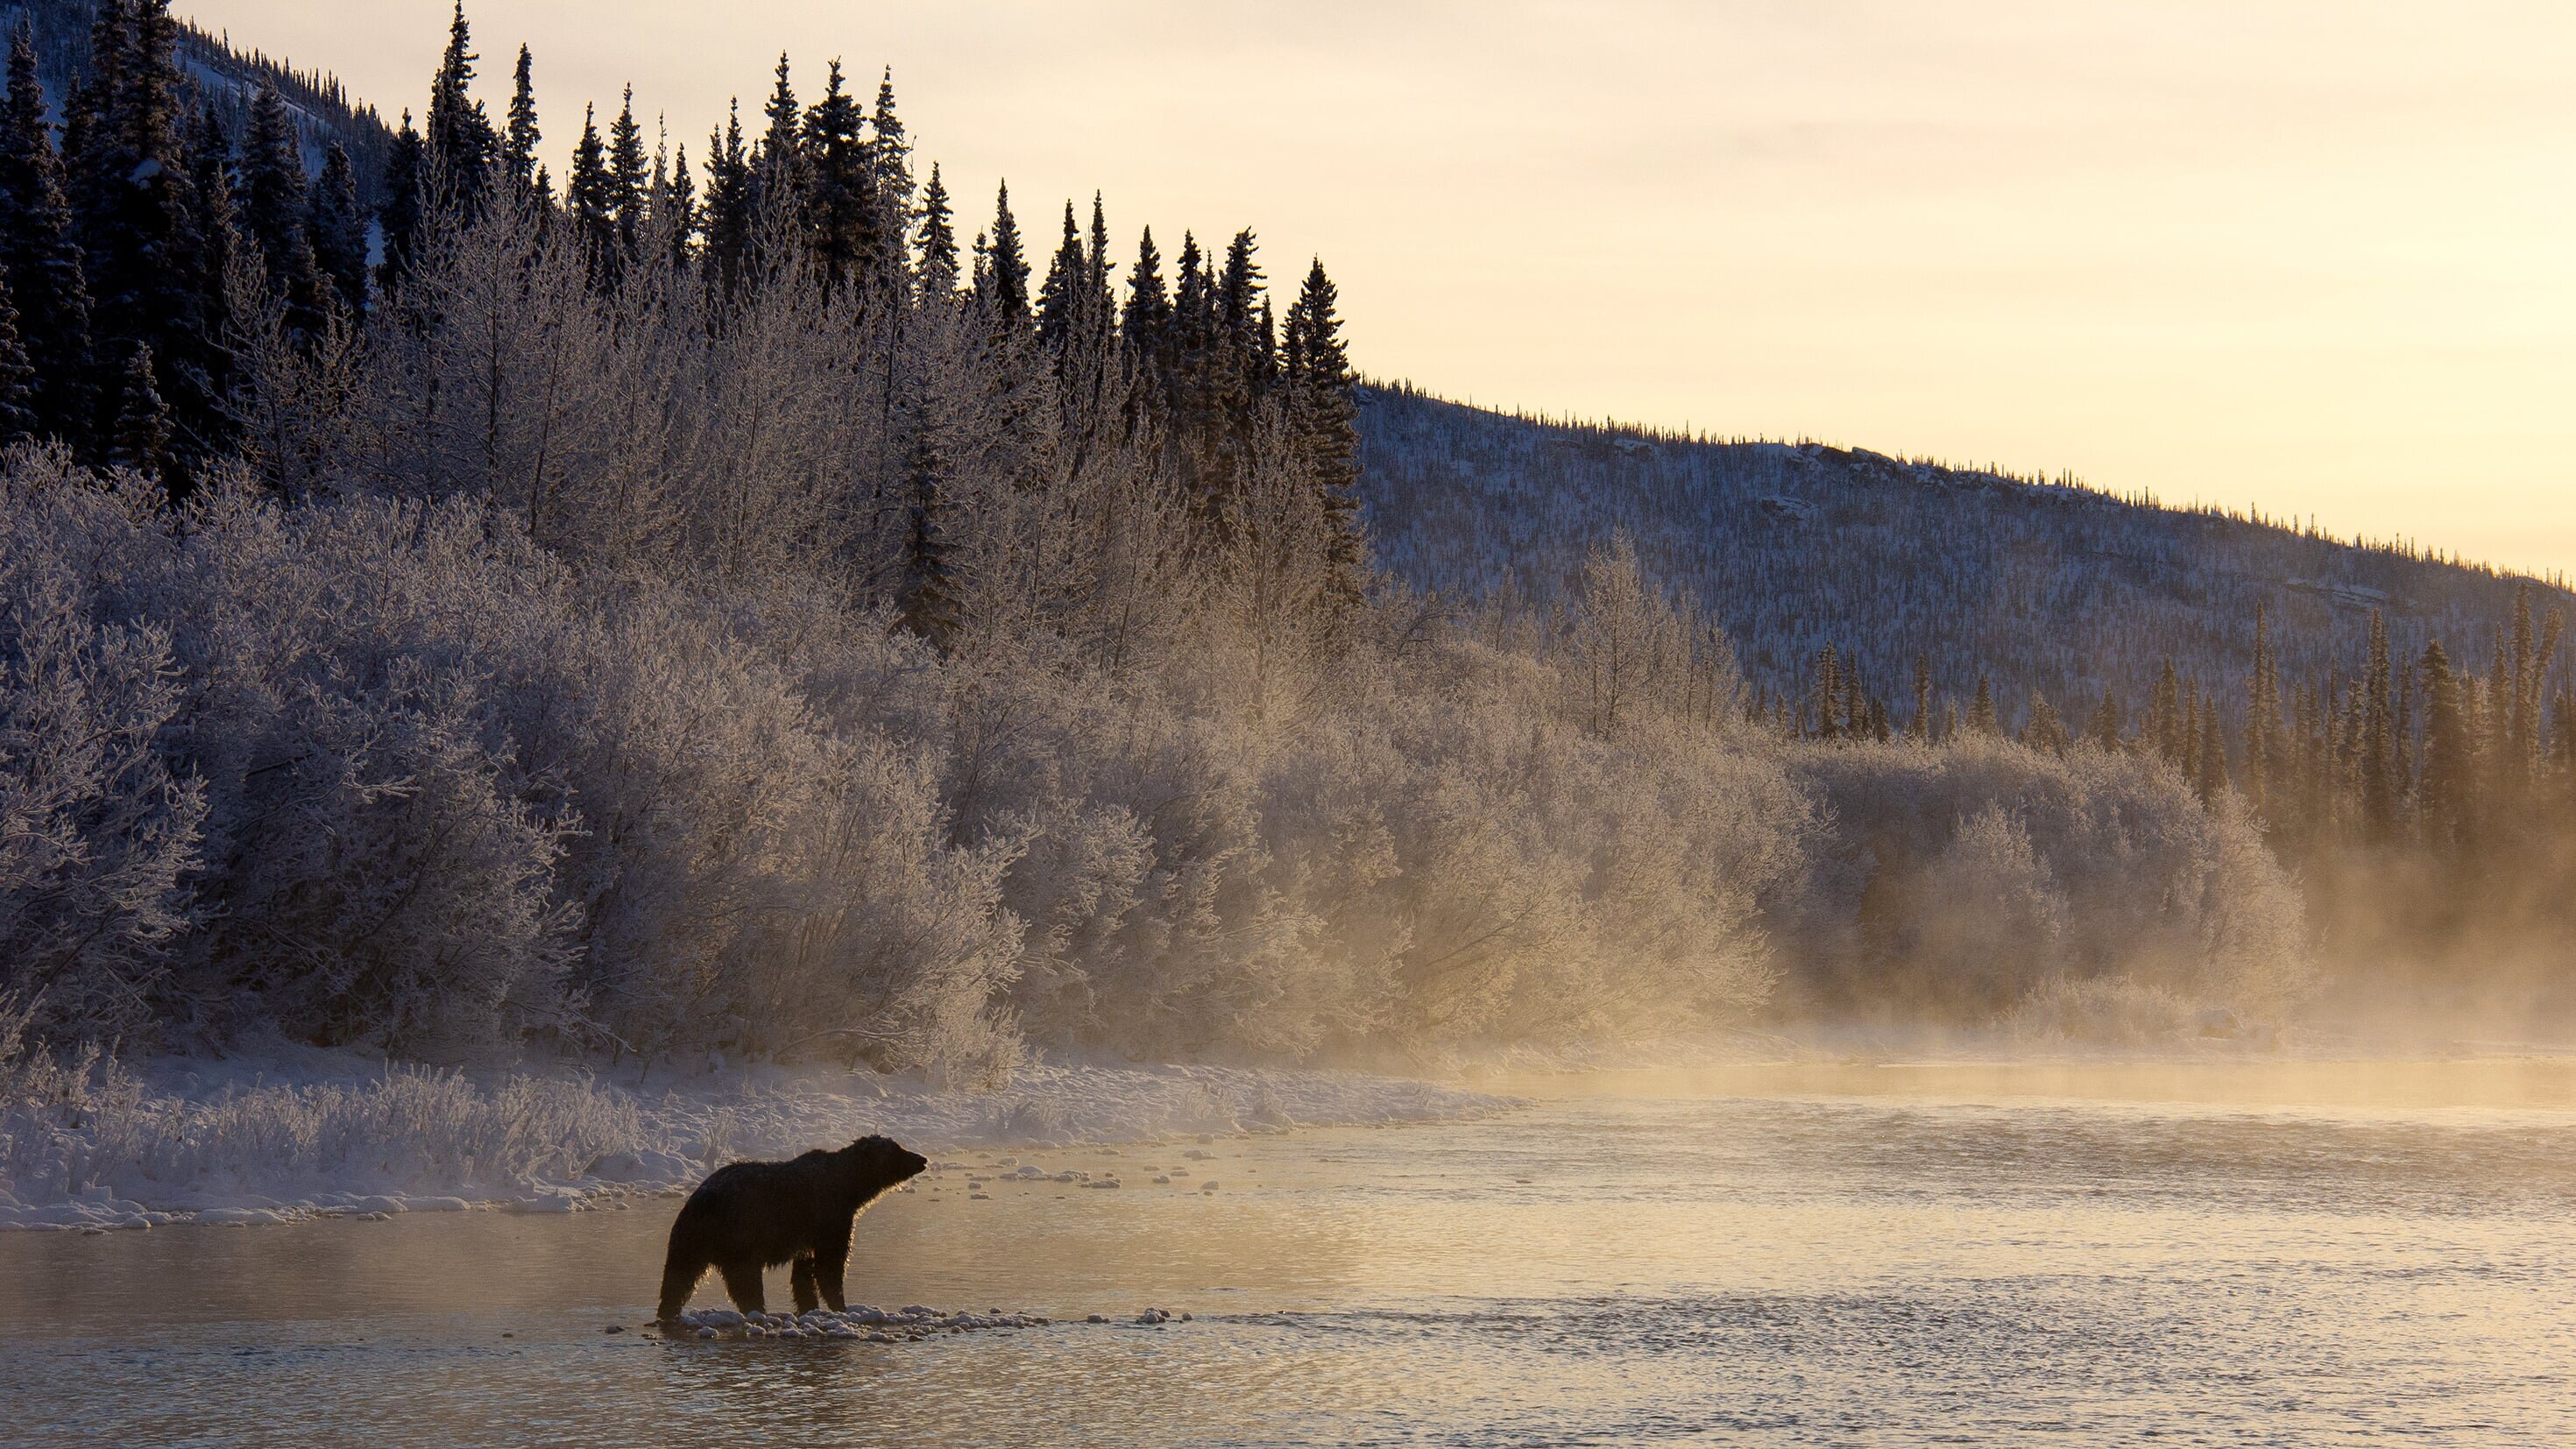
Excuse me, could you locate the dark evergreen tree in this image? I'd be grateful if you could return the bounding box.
[702,101,755,304]
[1970,675,1998,734]
[799,61,876,300]
[0,26,96,448]
[308,143,369,317]
[912,161,956,295]
[755,53,801,203]
[2360,609,2396,840]
[377,109,426,286]
[0,274,38,442]
[1907,655,1934,741]
[2086,688,2120,752]
[1284,258,1361,611]
[663,140,697,271]
[1035,201,1086,353]
[606,87,649,258]
[2020,689,2069,755]
[105,340,168,478]
[503,43,540,193]
[1122,225,1170,358]
[425,1,497,210]
[867,67,912,282]
[979,180,1029,323]
[2419,640,2470,850]
[67,0,207,466]
[566,104,619,286]
[238,82,325,341]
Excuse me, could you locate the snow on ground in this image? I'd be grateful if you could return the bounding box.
[0,1052,1516,1233]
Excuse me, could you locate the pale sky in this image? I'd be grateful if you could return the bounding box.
[188,2,2576,580]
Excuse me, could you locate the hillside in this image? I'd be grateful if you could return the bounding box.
[1355,384,2571,725]
[2,0,390,193]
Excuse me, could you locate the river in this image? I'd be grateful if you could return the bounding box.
[5,1060,2573,1445]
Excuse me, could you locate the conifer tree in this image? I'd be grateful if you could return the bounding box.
[0,274,38,443]
[980,180,1029,324]
[238,83,325,342]
[1036,201,1086,353]
[503,44,541,193]
[2020,689,2069,755]
[566,104,618,286]
[2197,704,2228,802]
[1812,645,1843,739]
[799,62,875,300]
[2086,688,2120,752]
[1970,675,1997,734]
[1122,225,1170,357]
[912,161,957,295]
[2361,610,2396,839]
[867,67,912,276]
[1284,258,1362,612]
[0,26,96,448]
[1907,656,1933,741]
[378,109,426,286]
[308,143,369,317]
[67,0,208,464]
[702,102,754,304]
[2419,640,2470,849]
[105,340,168,478]
[603,88,648,258]
[755,53,801,202]
[2244,604,2281,816]
[425,1,497,210]
[663,140,697,270]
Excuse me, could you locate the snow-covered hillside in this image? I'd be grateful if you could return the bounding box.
[1357,385,2569,725]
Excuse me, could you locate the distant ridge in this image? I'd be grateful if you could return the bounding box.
[2,0,392,196]
[1355,383,2571,723]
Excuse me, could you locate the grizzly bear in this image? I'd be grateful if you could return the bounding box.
[656,1135,928,1321]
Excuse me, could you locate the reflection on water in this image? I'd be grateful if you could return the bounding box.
[5,1062,2575,1445]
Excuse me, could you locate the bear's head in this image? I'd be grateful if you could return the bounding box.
[839,1134,929,1194]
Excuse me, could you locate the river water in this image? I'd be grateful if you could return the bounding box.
[5,1060,2574,1445]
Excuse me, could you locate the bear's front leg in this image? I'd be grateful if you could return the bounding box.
[717,1260,766,1315]
[817,1224,852,1311]
[789,1255,821,1315]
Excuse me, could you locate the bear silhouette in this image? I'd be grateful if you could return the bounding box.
[656,1134,928,1320]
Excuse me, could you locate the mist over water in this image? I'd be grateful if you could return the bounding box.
[6,1062,2572,1445]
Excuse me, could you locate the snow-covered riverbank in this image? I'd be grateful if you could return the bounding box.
[0,1053,1516,1232]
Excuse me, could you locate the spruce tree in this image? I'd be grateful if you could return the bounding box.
[912,161,956,295]
[867,67,912,279]
[308,143,369,317]
[1970,675,1998,734]
[503,44,541,193]
[980,180,1029,323]
[664,140,697,271]
[378,110,426,286]
[607,88,649,258]
[238,83,324,341]
[2197,703,2229,802]
[0,273,38,443]
[0,26,96,448]
[2020,689,2069,755]
[1036,201,1086,352]
[2361,610,2395,839]
[798,61,875,300]
[106,340,169,478]
[2419,640,2470,849]
[702,102,754,304]
[566,104,618,286]
[67,0,206,464]
[425,1,497,209]
[1122,225,1170,357]
[2086,688,2120,752]
[755,53,801,204]
[1907,655,1933,741]
[1284,258,1362,612]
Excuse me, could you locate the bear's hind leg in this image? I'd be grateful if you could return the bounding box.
[717,1260,767,1315]
[789,1255,820,1315]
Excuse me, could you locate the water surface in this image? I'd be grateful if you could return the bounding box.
[5,1060,2572,1445]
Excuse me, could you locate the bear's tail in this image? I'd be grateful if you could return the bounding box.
[657,1240,706,1322]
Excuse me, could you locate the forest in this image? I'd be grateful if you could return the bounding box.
[0,2,2550,1078]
